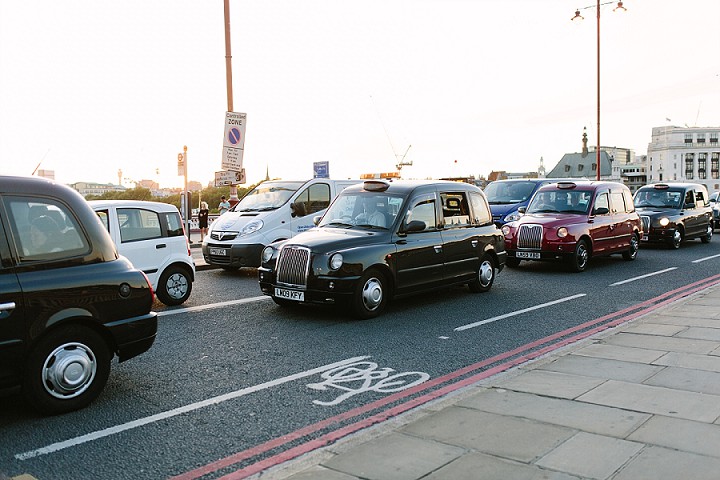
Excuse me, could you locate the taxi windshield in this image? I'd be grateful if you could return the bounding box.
[634,189,682,209]
[526,190,592,214]
[319,193,404,230]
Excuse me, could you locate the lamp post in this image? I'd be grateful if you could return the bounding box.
[572,1,626,181]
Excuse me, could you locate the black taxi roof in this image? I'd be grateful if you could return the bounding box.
[342,179,484,196]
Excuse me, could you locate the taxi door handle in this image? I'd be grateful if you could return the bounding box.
[471,240,478,247]
[434,245,443,253]
[0,302,16,311]
[156,244,167,249]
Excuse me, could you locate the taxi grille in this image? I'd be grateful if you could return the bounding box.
[518,224,543,249]
[640,216,650,233]
[276,246,310,287]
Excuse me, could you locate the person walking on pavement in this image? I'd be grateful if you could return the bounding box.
[218,196,231,215]
[198,201,209,241]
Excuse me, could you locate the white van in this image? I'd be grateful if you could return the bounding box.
[202,178,360,268]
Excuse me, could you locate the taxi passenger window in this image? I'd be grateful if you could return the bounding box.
[695,190,706,207]
[684,191,695,208]
[440,192,471,228]
[469,192,492,226]
[594,193,609,214]
[610,192,625,213]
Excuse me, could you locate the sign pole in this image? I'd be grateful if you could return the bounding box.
[223,0,239,205]
[183,145,190,243]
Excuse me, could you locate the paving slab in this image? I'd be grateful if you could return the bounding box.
[676,326,720,342]
[643,366,720,395]
[321,433,465,480]
[424,452,581,480]
[536,432,643,480]
[283,466,360,480]
[603,332,719,354]
[536,354,663,383]
[401,407,575,463]
[495,370,605,399]
[652,351,720,372]
[620,322,687,336]
[644,314,720,328]
[628,415,720,458]
[661,304,720,320]
[577,379,720,423]
[457,388,650,438]
[573,343,666,364]
[613,445,720,480]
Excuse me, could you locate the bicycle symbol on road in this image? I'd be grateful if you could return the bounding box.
[307,361,430,406]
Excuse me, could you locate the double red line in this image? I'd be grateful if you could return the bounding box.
[173,274,720,480]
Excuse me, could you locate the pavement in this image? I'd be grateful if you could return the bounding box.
[253,282,720,480]
[188,232,217,271]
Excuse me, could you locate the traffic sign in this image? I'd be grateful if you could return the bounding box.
[222,112,246,171]
[177,152,186,176]
[215,169,246,187]
[313,161,330,178]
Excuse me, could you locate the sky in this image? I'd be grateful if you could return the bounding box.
[1,0,719,189]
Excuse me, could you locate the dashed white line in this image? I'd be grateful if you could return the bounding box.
[157,296,270,317]
[15,355,370,461]
[609,267,677,286]
[454,294,587,332]
[692,254,720,264]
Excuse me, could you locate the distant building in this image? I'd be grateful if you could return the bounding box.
[70,182,126,197]
[188,180,203,192]
[646,125,720,193]
[487,170,538,182]
[36,169,55,180]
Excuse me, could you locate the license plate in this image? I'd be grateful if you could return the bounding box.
[516,251,541,259]
[210,248,228,256]
[275,288,304,302]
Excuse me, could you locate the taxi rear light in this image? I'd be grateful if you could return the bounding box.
[140,271,155,303]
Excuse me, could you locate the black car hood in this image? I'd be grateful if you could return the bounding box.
[635,207,680,218]
[282,227,390,252]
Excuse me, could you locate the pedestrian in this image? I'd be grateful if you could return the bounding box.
[218,196,231,215]
[198,201,209,241]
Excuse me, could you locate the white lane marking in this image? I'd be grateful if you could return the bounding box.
[454,294,587,332]
[157,296,270,317]
[15,356,370,461]
[693,254,720,264]
[609,267,677,286]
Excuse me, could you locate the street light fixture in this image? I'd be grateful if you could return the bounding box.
[572,1,627,181]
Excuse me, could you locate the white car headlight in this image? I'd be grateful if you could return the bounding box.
[241,220,264,236]
[329,253,344,270]
[501,225,511,236]
[505,210,522,222]
[557,227,568,238]
[659,217,670,227]
[261,246,274,263]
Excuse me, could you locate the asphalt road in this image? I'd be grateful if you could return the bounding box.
[2,237,720,480]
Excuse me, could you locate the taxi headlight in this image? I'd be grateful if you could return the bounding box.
[557,227,568,238]
[241,220,264,236]
[261,246,274,263]
[329,253,344,270]
[501,225,511,236]
[659,217,670,227]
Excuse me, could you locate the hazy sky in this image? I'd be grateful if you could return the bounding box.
[1,0,718,189]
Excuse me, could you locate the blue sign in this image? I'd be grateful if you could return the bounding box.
[313,161,329,178]
[228,127,241,145]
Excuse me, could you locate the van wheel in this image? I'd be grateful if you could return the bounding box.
[351,269,388,319]
[469,254,495,293]
[23,325,111,415]
[157,266,193,305]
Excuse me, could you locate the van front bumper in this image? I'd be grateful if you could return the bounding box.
[203,243,265,268]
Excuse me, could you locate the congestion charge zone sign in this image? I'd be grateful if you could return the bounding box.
[222,112,246,172]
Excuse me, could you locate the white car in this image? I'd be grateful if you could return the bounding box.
[90,200,195,305]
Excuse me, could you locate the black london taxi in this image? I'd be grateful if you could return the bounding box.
[502,181,642,272]
[634,183,713,249]
[258,180,506,319]
[0,176,157,414]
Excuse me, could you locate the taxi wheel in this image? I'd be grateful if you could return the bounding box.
[701,223,713,243]
[622,233,640,261]
[156,266,193,306]
[351,269,388,319]
[469,254,495,293]
[568,240,589,273]
[668,228,683,249]
[23,325,111,415]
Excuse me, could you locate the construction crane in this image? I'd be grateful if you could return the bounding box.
[396,144,413,171]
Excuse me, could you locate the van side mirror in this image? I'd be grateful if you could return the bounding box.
[290,202,306,218]
[313,215,322,226]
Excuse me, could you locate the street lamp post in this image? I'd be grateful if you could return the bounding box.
[572,1,626,181]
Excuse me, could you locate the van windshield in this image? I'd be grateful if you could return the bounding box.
[233,181,304,212]
[484,181,537,205]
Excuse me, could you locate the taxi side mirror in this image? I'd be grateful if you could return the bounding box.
[592,207,609,215]
[403,220,426,233]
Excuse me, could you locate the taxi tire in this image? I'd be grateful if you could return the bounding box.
[701,223,713,243]
[668,228,683,249]
[23,325,111,415]
[469,254,495,293]
[622,233,640,261]
[156,265,193,306]
[351,269,388,320]
[568,240,589,273]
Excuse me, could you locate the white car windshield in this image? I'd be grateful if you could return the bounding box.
[319,193,403,230]
[233,181,304,212]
